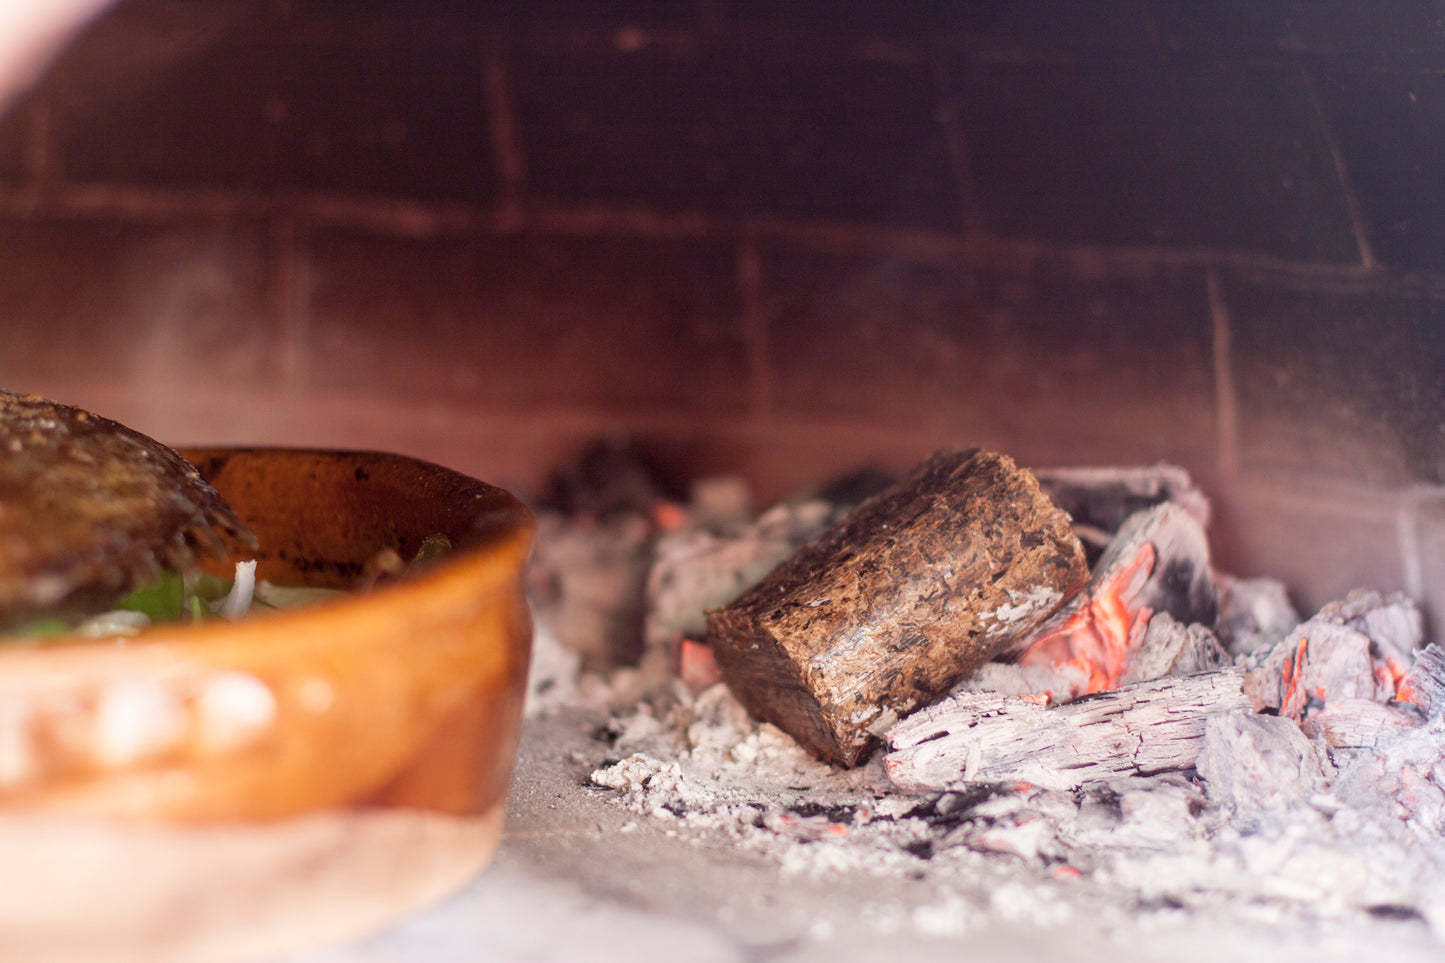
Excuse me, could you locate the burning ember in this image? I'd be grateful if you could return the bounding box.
[526,448,1445,946]
[1015,540,1155,697]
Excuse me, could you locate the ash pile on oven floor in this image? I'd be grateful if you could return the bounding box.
[525,448,1445,946]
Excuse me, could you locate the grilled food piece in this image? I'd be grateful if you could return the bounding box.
[0,390,257,626]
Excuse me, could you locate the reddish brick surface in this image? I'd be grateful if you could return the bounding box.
[51,4,499,202]
[509,41,960,229]
[0,218,281,391]
[946,57,1360,261]
[1222,271,1445,487]
[306,231,749,415]
[761,248,1219,468]
[1210,475,1409,618]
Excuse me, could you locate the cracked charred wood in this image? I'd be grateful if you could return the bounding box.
[884,668,1250,793]
[705,448,1088,767]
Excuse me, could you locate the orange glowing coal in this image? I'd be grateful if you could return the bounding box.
[1017,542,1157,700]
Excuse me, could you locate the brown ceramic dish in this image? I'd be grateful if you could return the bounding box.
[0,448,534,962]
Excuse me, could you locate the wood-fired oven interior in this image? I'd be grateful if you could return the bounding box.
[3,1,1442,630]
[6,4,1445,961]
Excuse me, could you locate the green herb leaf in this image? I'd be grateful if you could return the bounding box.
[118,570,186,622]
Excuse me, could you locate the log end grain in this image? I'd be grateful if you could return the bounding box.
[706,448,1088,766]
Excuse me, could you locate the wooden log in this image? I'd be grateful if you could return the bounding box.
[884,668,1250,792]
[704,448,1088,767]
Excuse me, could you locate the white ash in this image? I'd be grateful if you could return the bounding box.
[557,657,1445,940]
[523,620,583,716]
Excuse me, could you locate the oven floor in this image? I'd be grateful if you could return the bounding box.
[290,708,1444,963]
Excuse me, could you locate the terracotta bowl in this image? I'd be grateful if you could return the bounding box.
[0,448,534,962]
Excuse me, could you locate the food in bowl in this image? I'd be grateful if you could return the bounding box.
[0,389,258,633]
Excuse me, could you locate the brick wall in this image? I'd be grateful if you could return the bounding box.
[1,0,1443,623]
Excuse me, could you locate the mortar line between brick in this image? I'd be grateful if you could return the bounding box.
[23,95,52,188]
[2,183,1431,291]
[270,215,308,391]
[1397,497,1425,601]
[736,238,773,423]
[482,30,526,231]
[1299,61,1376,270]
[929,57,982,234]
[1206,267,1240,478]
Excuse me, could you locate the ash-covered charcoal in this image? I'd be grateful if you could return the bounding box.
[939,785,1079,863]
[1403,644,1445,718]
[1011,502,1217,700]
[1243,590,1422,733]
[1324,589,1426,657]
[1327,643,1445,837]
[1332,714,1445,839]
[786,800,865,825]
[1214,573,1300,656]
[883,669,1249,793]
[1196,710,1335,829]
[903,783,1023,832]
[528,448,1445,942]
[540,436,668,519]
[528,510,653,670]
[1303,698,1422,750]
[1065,775,1207,851]
[1118,612,1229,686]
[1033,463,1209,555]
[707,448,1087,767]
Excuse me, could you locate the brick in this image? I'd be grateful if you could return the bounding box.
[953,0,1180,53]
[306,231,749,415]
[0,93,32,184]
[1221,272,1445,486]
[762,249,1217,467]
[1236,1,1445,58]
[1317,68,1445,273]
[1210,476,1407,620]
[1092,1,1442,58]
[947,57,1359,261]
[720,1,1008,44]
[484,0,701,30]
[53,8,497,203]
[510,42,960,229]
[0,217,280,390]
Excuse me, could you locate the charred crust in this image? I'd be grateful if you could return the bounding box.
[0,389,258,622]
